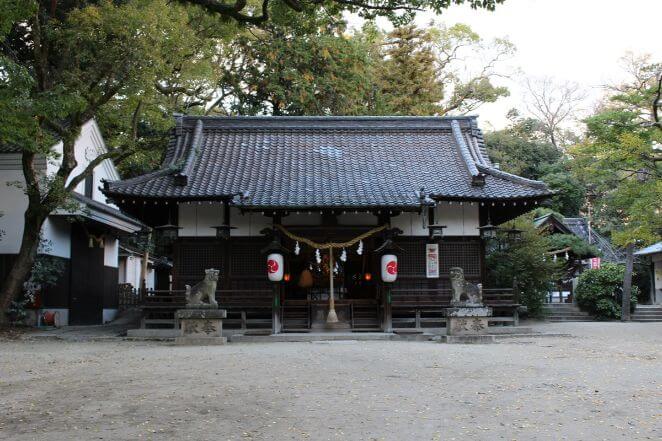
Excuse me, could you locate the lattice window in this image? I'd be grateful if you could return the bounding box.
[396,240,426,276]
[440,241,480,277]
[230,238,267,277]
[175,241,226,283]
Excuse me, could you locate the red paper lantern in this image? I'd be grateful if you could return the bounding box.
[381,254,398,283]
[267,253,284,282]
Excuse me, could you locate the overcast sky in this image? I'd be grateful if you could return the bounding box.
[355,0,662,130]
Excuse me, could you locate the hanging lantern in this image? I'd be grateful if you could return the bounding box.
[381,254,398,283]
[478,222,499,239]
[267,253,284,282]
[505,225,523,242]
[212,224,235,240]
[154,223,181,243]
[294,241,300,255]
[428,224,447,240]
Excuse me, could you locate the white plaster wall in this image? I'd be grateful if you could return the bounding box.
[118,259,127,284]
[1,119,122,256]
[0,170,28,253]
[38,308,69,327]
[39,218,71,258]
[104,237,119,267]
[436,203,480,236]
[64,120,120,207]
[119,255,155,289]
[178,202,223,237]
[102,309,118,323]
[229,208,271,236]
[390,203,480,237]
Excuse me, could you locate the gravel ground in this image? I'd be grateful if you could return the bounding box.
[1,322,660,441]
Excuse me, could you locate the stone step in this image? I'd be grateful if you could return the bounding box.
[546,313,591,317]
[631,318,662,322]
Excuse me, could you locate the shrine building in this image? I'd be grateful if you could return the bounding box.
[103,115,552,334]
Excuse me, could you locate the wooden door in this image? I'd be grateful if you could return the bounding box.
[69,224,104,325]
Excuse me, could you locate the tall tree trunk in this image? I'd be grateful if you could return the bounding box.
[0,208,47,322]
[621,242,635,322]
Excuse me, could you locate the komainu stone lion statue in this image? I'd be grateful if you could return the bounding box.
[185,269,219,308]
[449,267,483,305]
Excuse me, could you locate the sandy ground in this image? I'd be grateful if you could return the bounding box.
[0,322,660,441]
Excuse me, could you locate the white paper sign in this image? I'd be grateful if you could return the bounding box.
[426,243,439,278]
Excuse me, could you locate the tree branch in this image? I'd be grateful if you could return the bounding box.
[179,0,271,24]
[64,149,136,193]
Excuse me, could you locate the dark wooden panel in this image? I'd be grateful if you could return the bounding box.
[69,224,104,325]
[103,266,119,308]
[42,257,71,308]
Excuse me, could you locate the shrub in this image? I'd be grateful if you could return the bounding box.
[575,263,638,320]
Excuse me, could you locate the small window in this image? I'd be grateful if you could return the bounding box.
[84,174,94,198]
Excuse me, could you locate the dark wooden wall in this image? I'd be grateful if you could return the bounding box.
[173,237,271,291]
[172,235,483,291]
[393,236,483,291]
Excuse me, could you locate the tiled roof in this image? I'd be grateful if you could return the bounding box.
[103,116,553,209]
[634,241,662,256]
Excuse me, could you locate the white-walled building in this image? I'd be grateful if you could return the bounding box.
[0,120,146,325]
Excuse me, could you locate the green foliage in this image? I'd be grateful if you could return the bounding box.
[538,160,586,216]
[486,215,560,317]
[372,25,443,115]
[215,7,374,116]
[485,115,562,179]
[8,243,65,324]
[574,263,638,320]
[547,234,600,258]
[569,56,661,247]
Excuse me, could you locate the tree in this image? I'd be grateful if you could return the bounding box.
[373,25,444,115]
[485,215,560,317]
[569,54,661,320]
[524,77,586,150]
[0,0,230,317]
[211,6,375,116]
[371,23,511,115]
[485,112,561,179]
[180,0,504,26]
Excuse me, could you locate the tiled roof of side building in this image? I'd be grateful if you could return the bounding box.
[103,115,553,209]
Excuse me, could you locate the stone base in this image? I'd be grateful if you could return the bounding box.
[175,336,227,345]
[445,306,493,336]
[175,309,227,345]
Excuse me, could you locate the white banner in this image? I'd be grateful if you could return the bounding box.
[426,243,439,278]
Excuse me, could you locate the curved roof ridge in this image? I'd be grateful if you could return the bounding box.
[476,164,549,190]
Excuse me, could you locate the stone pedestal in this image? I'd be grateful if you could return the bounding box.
[175,309,227,345]
[445,306,492,336]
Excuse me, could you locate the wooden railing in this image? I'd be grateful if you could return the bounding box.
[389,287,520,327]
[118,283,141,311]
[139,288,273,329]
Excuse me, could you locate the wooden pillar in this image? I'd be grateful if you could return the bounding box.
[383,286,393,332]
[272,284,281,334]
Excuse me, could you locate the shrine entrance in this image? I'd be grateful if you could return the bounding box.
[277,226,384,332]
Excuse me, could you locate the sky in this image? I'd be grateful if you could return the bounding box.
[354,0,662,130]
